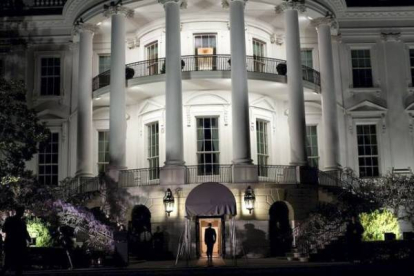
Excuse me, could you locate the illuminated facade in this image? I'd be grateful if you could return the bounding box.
[2,0,414,257]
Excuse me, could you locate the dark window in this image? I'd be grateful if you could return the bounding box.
[301,49,314,83]
[147,122,159,180]
[409,49,414,86]
[351,49,373,88]
[306,126,319,168]
[197,117,219,175]
[99,55,111,74]
[98,131,109,173]
[257,120,269,176]
[357,125,379,177]
[38,133,59,185]
[40,57,61,96]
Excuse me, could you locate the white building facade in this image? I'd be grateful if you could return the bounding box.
[2,0,414,257]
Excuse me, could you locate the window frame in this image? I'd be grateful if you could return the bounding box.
[306,125,319,168]
[146,121,160,180]
[34,52,64,98]
[256,119,269,176]
[350,48,374,88]
[97,130,110,174]
[356,124,380,178]
[38,132,60,186]
[98,54,111,74]
[196,116,220,176]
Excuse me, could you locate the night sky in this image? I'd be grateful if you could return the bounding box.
[345,0,414,7]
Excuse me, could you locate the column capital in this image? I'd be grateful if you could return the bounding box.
[311,12,339,34]
[103,2,134,18]
[158,0,180,5]
[73,22,99,36]
[275,0,306,14]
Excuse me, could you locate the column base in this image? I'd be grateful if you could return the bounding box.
[160,165,187,185]
[232,164,258,183]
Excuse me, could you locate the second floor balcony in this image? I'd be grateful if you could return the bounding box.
[92,55,321,93]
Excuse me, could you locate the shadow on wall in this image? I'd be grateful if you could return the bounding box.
[238,223,268,258]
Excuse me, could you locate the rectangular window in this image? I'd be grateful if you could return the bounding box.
[146,41,158,75]
[38,133,59,185]
[301,49,314,82]
[147,122,159,180]
[40,57,61,96]
[253,39,266,72]
[351,49,373,88]
[194,34,217,70]
[98,131,110,173]
[256,120,269,176]
[306,126,319,168]
[410,49,414,86]
[99,55,111,74]
[357,125,379,177]
[197,117,219,175]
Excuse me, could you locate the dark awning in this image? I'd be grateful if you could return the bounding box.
[185,182,237,217]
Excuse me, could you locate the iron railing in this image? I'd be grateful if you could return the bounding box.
[258,165,297,184]
[186,165,233,184]
[60,176,100,199]
[118,168,160,188]
[0,0,67,15]
[92,55,321,91]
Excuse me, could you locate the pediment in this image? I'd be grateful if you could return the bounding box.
[138,100,164,115]
[251,97,275,111]
[37,109,66,120]
[347,100,387,113]
[186,93,229,106]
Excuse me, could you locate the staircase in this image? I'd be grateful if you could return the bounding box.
[286,168,371,262]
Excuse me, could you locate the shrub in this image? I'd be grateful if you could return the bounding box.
[360,209,400,241]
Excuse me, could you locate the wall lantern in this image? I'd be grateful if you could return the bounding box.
[244,186,256,214]
[163,188,174,217]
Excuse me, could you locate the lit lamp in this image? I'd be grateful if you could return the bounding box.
[244,186,256,214]
[163,188,174,217]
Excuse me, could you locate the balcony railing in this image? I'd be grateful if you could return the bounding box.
[258,165,298,184]
[60,176,101,199]
[92,55,321,91]
[117,165,299,188]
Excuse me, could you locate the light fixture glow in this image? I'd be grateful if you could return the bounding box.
[244,186,256,214]
[96,22,102,26]
[163,188,175,217]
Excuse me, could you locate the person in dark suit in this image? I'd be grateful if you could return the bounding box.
[1,206,31,276]
[204,223,216,261]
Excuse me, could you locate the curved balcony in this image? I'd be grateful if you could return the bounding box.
[92,55,321,93]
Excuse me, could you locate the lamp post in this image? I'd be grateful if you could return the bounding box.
[163,188,175,217]
[244,186,256,214]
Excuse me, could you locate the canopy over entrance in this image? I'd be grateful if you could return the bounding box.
[185,182,237,217]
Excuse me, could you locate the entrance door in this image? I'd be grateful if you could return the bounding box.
[197,217,222,258]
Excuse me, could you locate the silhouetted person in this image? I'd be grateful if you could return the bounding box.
[58,227,74,269]
[346,215,364,263]
[152,226,164,260]
[204,223,216,261]
[1,206,31,276]
[139,226,152,260]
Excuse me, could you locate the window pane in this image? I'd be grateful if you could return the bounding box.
[197,117,219,175]
[357,125,379,177]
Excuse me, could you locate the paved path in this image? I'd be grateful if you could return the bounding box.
[15,258,410,276]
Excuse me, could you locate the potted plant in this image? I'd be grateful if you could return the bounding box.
[125,67,135,79]
[276,63,287,75]
[160,60,185,74]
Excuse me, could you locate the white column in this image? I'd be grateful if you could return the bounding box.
[313,18,340,171]
[75,24,97,177]
[161,0,185,167]
[277,3,308,166]
[159,0,186,185]
[230,0,252,165]
[228,0,257,183]
[104,6,134,173]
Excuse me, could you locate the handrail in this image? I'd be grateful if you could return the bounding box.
[92,55,321,91]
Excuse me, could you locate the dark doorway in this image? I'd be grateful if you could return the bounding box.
[129,205,152,258]
[269,202,293,256]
